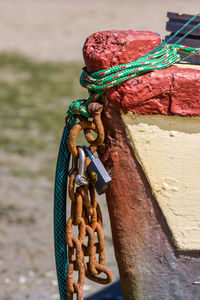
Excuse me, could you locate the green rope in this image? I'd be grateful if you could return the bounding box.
[65,41,200,125]
[182,48,200,62]
[167,12,200,43]
[175,22,200,44]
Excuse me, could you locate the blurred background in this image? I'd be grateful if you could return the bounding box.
[0,1,199,299]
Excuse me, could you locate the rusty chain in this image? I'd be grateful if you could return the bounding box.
[66,102,113,299]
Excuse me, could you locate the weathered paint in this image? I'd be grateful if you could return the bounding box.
[83,30,200,299]
[104,65,200,116]
[122,113,200,251]
[83,30,161,73]
[83,31,200,117]
[98,107,200,299]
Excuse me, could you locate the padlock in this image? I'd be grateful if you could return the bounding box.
[82,146,112,195]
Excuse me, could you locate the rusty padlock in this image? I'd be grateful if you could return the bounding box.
[82,146,112,195]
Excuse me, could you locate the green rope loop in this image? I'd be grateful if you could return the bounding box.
[65,41,200,125]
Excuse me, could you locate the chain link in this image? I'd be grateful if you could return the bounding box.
[66,103,113,299]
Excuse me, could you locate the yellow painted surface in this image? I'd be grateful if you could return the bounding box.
[122,113,200,251]
[175,63,200,71]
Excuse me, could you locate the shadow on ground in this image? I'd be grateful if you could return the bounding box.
[86,280,122,300]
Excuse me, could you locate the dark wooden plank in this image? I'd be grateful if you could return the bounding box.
[165,36,200,64]
[167,12,200,24]
[165,36,200,48]
[166,20,200,37]
[165,12,200,64]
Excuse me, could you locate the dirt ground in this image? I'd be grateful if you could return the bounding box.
[0,0,199,62]
[0,1,199,299]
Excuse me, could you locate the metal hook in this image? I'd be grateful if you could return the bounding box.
[75,147,88,186]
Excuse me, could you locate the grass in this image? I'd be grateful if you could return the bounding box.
[0,52,88,179]
[0,52,87,155]
[0,203,18,218]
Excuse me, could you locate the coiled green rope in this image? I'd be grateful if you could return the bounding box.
[66,41,200,126]
[55,39,200,300]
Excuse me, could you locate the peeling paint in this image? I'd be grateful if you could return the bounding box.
[122,113,200,251]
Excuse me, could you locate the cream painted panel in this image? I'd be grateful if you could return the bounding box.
[174,63,200,71]
[122,113,200,251]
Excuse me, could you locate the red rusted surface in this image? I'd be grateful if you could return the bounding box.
[83,30,200,299]
[83,30,161,73]
[83,30,200,116]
